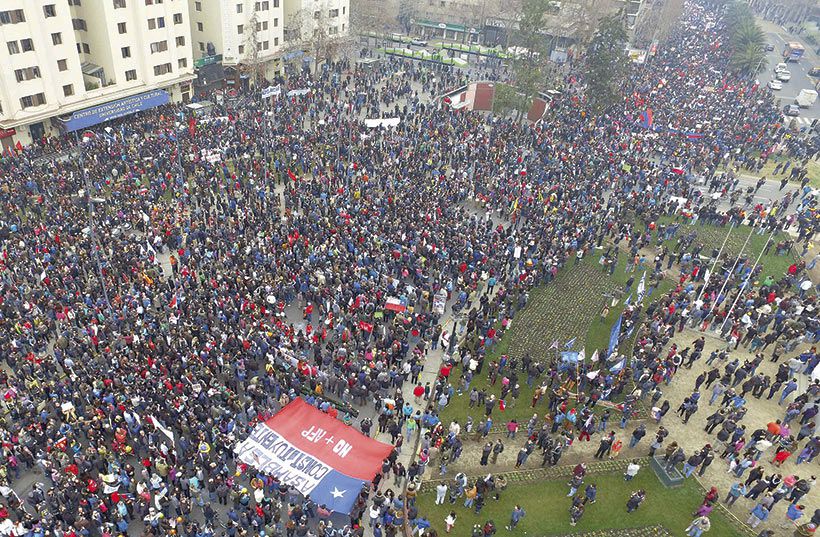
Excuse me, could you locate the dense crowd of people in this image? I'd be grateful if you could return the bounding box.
[0,0,815,536]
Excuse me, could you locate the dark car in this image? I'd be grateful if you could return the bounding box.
[765,43,775,51]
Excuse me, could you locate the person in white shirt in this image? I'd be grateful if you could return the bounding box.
[625,459,641,481]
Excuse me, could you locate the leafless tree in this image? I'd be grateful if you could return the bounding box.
[283,2,350,75]
[633,0,684,48]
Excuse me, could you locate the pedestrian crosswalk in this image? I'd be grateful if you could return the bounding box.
[782,115,816,126]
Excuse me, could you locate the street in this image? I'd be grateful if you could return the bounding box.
[759,22,819,127]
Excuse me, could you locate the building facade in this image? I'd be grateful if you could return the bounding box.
[0,0,195,147]
[188,0,349,92]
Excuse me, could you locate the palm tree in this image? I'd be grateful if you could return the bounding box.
[725,1,754,27]
[732,18,766,50]
[731,42,767,74]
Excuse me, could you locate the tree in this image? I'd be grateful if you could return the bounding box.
[283,3,349,77]
[730,42,767,73]
[585,14,629,114]
[724,1,766,75]
[633,0,685,48]
[507,0,553,120]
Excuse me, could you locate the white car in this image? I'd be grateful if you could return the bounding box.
[776,70,791,82]
[768,79,783,90]
[774,62,788,73]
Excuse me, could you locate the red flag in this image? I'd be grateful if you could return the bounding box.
[358,321,373,333]
[287,169,298,182]
[15,140,23,152]
[169,294,177,309]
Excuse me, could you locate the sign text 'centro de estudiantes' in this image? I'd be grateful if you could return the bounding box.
[63,90,170,132]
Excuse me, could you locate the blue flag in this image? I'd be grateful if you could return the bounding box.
[607,314,622,358]
[564,337,577,349]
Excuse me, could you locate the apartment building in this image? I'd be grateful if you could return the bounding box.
[188,0,286,84]
[0,0,194,147]
[188,0,348,86]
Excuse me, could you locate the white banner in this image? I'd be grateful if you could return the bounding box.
[235,424,332,496]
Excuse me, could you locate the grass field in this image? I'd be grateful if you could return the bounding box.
[436,255,666,426]
[740,155,820,188]
[416,470,739,536]
[655,216,796,281]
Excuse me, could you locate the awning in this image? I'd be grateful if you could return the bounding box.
[417,19,467,32]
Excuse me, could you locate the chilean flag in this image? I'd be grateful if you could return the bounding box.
[235,399,392,513]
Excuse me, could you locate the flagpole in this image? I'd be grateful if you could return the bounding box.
[704,224,753,318]
[719,229,776,333]
[696,219,736,303]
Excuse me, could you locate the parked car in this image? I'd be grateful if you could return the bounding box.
[411,39,428,47]
[784,104,800,116]
[765,43,775,51]
[776,70,792,82]
[768,79,783,90]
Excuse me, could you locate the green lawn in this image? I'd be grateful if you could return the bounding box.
[416,471,738,536]
[437,255,664,426]
[437,258,620,426]
[739,155,820,188]
[654,216,795,281]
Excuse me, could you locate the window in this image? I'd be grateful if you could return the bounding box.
[20,39,34,52]
[19,93,46,109]
[329,8,338,17]
[178,58,187,68]
[68,0,81,5]
[148,18,156,29]
[153,62,172,76]
[157,17,164,28]
[273,0,279,7]
[175,36,185,46]
[236,3,242,13]
[52,33,62,45]
[63,84,74,97]
[273,18,278,27]
[198,42,205,51]
[341,23,345,31]
[117,22,127,34]
[313,11,320,19]
[274,37,278,46]
[121,46,131,58]
[262,40,269,50]
[72,18,87,31]
[14,67,42,82]
[113,0,126,8]
[255,1,269,9]
[57,59,68,71]
[328,26,338,35]
[237,24,243,34]
[150,40,168,53]
[238,45,244,54]
[196,22,203,31]
[125,69,137,80]
[6,41,19,55]
[43,5,56,17]
[82,43,90,53]
[195,1,201,10]
[173,13,182,24]
[0,10,26,25]
[342,6,346,13]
